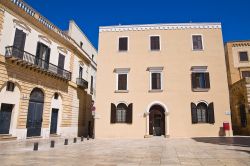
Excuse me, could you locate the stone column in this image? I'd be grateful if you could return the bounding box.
[144,112,150,138]
[165,112,170,138]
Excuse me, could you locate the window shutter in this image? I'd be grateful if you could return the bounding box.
[110,103,116,123]
[191,73,196,89]
[126,103,133,124]
[35,42,42,65]
[36,42,41,57]
[44,47,51,69]
[191,102,198,124]
[57,53,65,75]
[205,73,210,89]
[13,29,26,50]
[208,102,215,124]
[21,32,26,50]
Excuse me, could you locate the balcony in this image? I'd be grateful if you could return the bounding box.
[5,46,71,81]
[76,78,88,89]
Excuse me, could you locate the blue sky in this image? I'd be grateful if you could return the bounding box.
[25,0,250,49]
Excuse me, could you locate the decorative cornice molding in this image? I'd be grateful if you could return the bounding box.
[114,68,130,73]
[38,35,52,45]
[57,46,68,54]
[99,23,221,33]
[191,66,208,72]
[13,19,31,32]
[147,67,164,71]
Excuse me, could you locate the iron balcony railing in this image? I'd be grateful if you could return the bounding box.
[5,46,71,81]
[76,78,88,89]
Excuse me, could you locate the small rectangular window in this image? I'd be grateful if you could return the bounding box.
[6,82,15,92]
[151,73,161,90]
[118,74,127,90]
[54,93,59,99]
[119,37,128,51]
[192,72,210,90]
[192,35,203,50]
[150,36,160,51]
[239,52,248,62]
[242,71,250,78]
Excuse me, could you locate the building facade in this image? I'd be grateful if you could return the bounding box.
[96,23,232,138]
[225,41,250,135]
[0,0,97,140]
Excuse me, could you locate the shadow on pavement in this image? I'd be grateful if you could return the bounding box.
[192,137,250,148]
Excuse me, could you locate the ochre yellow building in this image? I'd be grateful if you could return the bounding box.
[0,0,97,140]
[225,41,250,135]
[96,23,232,138]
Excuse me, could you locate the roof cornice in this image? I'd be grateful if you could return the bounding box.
[99,22,221,32]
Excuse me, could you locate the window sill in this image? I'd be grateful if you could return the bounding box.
[239,61,249,63]
[192,49,204,51]
[192,88,210,92]
[115,90,129,93]
[193,123,214,125]
[150,49,161,52]
[149,89,163,93]
[118,50,128,53]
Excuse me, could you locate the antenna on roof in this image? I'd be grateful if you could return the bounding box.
[118,23,122,26]
[189,21,192,23]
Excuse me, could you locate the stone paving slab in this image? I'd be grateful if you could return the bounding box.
[0,137,249,166]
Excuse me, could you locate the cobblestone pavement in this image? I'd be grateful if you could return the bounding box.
[0,137,250,166]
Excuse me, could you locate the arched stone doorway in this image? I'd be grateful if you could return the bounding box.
[145,101,169,137]
[149,105,165,136]
[26,88,44,137]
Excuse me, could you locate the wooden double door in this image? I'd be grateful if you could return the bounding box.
[26,88,44,137]
[26,102,44,137]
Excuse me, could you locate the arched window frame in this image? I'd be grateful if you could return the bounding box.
[116,103,127,123]
[196,102,208,123]
[110,102,133,124]
[191,101,215,124]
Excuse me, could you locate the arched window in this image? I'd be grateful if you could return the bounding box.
[54,93,59,100]
[110,103,133,124]
[116,103,127,123]
[6,81,15,92]
[196,102,208,123]
[191,102,215,124]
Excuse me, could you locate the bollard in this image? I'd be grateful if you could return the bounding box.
[73,137,77,143]
[50,140,55,148]
[81,136,84,142]
[33,142,39,151]
[87,135,89,140]
[64,139,68,145]
[92,135,95,139]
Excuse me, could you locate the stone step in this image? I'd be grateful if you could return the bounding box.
[0,135,17,141]
[0,134,12,137]
[50,134,61,138]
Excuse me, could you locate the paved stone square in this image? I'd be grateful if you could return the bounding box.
[0,137,250,166]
